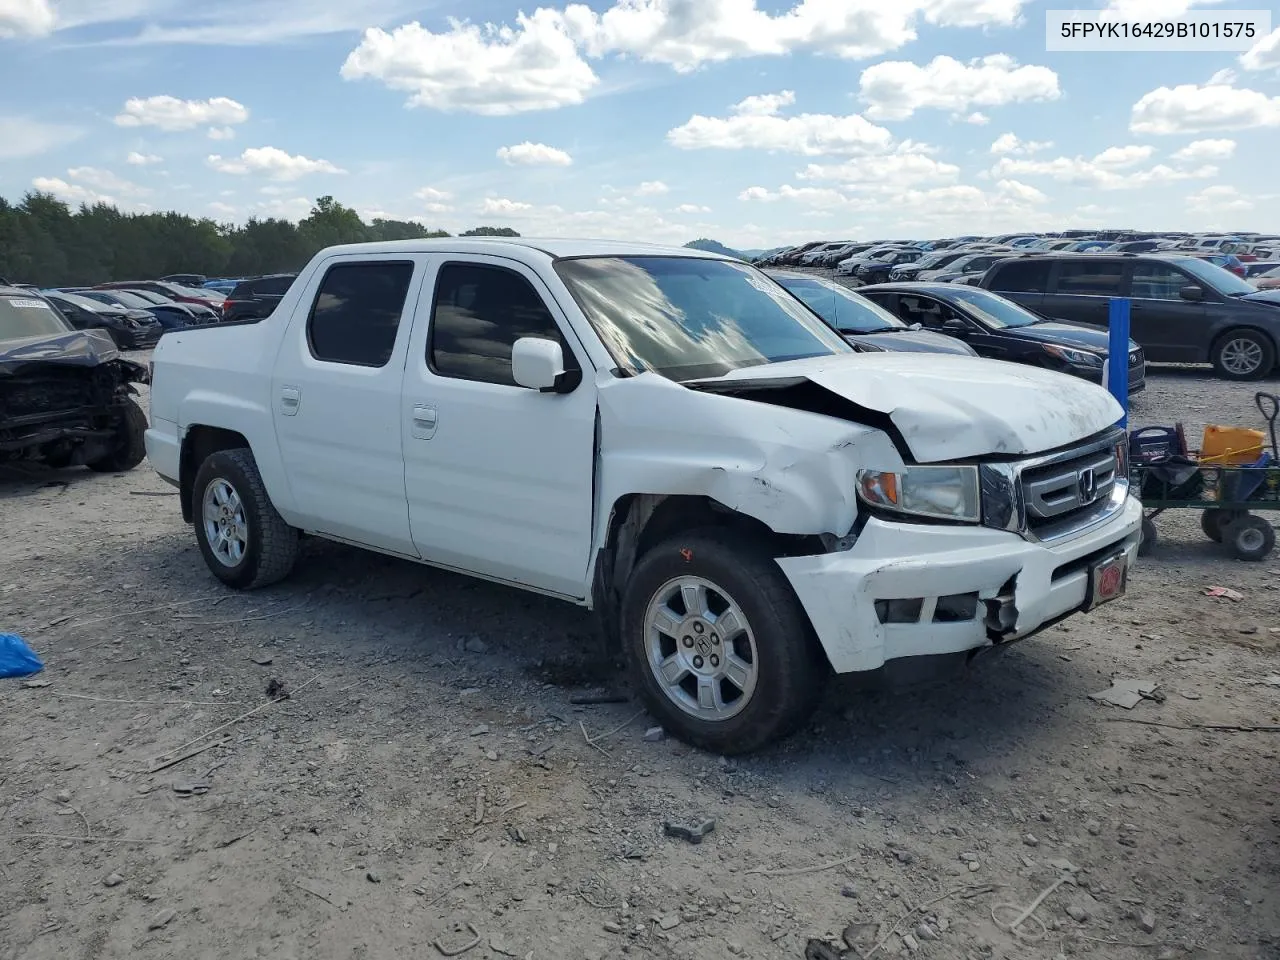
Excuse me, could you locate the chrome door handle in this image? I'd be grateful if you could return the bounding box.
[280,386,301,416]
[411,403,438,439]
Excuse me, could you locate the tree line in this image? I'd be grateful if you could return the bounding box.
[0,193,521,287]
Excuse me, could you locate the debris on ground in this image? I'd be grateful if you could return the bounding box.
[250,655,274,666]
[0,633,43,678]
[172,779,209,796]
[22,677,52,688]
[1204,586,1244,601]
[663,818,715,844]
[643,726,665,742]
[265,678,289,699]
[148,908,176,931]
[1089,678,1162,709]
[103,872,124,887]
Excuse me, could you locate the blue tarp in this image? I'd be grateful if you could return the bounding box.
[0,634,43,678]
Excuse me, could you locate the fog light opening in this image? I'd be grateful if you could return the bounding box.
[875,598,925,625]
[933,592,980,623]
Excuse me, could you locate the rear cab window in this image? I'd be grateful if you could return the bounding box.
[306,261,415,367]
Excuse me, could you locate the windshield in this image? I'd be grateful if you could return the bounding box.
[50,291,115,312]
[0,295,72,341]
[773,276,906,332]
[1174,257,1256,295]
[121,289,167,304]
[555,256,851,381]
[945,288,1041,329]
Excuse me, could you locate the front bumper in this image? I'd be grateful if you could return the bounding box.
[776,495,1143,674]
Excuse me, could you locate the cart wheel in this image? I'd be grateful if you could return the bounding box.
[1139,516,1158,556]
[1200,508,1245,543]
[1224,515,1276,562]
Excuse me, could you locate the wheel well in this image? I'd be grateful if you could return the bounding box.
[590,493,823,656]
[180,425,250,523]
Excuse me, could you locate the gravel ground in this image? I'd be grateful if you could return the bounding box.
[2,348,1278,960]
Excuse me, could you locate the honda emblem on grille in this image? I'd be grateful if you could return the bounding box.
[1078,467,1098,504]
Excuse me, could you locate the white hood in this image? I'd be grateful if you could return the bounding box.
[691,353,1122,462]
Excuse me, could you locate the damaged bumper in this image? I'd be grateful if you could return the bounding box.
[776,494,1143,674]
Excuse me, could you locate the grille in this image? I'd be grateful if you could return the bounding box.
[1129,348,1144,368]
[1013,432,1126,540]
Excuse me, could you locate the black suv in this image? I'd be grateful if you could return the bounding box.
[980,253,1280,380]
[221,274,296,322]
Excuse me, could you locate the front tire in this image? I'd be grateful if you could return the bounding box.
[620,530,827,755]
[193,448,299,589]
[87,399,147,472]
[1212,330,1275,381]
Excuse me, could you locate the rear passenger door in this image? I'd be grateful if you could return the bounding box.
[401,257,597,599]
[271,255,424,556]
[1042,260,1124,327]
[984,259,1050,313]
[1124,260,1206,362]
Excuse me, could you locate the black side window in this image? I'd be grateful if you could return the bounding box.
[430,263,579,386]
[255,276,294,296]
[1055,260,1124,296]
[307,261,413,367]
[896,295,955,328]
[989,259,1052,292]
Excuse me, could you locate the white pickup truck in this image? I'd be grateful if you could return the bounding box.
[146,239,1142,753]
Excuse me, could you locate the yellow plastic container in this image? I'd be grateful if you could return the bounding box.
[1201,425,1265,464]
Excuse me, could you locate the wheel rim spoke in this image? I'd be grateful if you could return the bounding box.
[696,677,718,711]
[202,478,248,569]
[651,605,681,638]
[680,581,708,618]
[723,654,752,693]
[712,607,744,640]
[659,656,686,685]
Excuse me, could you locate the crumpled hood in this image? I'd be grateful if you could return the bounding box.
[687,352,1122,462]
[0,329,122,376]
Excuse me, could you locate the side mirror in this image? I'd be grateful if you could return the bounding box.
[1179,284,1204,302]
[942,319,970,336]
[511,337,566,392]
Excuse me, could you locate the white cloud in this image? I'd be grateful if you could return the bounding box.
[0,0,53,36]
[496,141,573,166]
[126,151,162,165]
[412,186,453,213]
[675,204,711,214]
[1187,184,1252,214]
[859,54,1060,121]
[991,152,1217,190]
[668,92,893,156]
[1208,67,1238,86]
[30,176,112,206]
[1172,138,1236,162]
[66,166,146,194]
[114,95,249,132]
[1091,145,1153,168]
[208,201,237,217]
[962,111,990,125]
[731,91,797,117]
[341,12,597,116]
[254,196,314,221]
[995,178,1047,204]
[1240,27,1280,72]
[1130,83,1280,134]
[989,132,1052,155]
[480,197,534,215]
[0,116,84,160]
[208,146,345,180]
[797,150,960,189]
[207,126,235,140]
[1101,0,1227,15]
[340,2,1030,114]
[636,180,669,196]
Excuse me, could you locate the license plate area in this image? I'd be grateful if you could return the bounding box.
[1085,551,1128,611]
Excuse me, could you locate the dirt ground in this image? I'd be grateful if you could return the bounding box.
[2,357,1278,960]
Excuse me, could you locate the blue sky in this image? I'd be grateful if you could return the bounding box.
[1,0,1278,249]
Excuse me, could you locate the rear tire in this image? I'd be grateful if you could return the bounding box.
[1212,330,1275,381]
[1201,508,1245,543]
[620,529,827,755]
[87,399,147,472]
[193,448,299,589]
[1224,515,1276,562]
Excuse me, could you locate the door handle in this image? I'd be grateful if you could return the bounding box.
[280,386,301,416]
[411,403,438,439]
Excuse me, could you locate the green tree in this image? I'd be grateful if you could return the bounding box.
[461,226,521,237]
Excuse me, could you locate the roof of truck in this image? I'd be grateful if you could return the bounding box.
[315,237,737,261]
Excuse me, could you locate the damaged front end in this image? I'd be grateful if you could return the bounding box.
[0,330,148,465]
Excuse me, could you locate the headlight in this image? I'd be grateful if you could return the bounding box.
[856,465,981,522]
[1044,344,1103,366]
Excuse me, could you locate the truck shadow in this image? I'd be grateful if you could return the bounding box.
[0,462,107,501]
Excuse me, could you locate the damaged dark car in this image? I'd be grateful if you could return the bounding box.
[0,285,149,471]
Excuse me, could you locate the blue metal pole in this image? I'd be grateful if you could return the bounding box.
[1107,298,1131,429]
